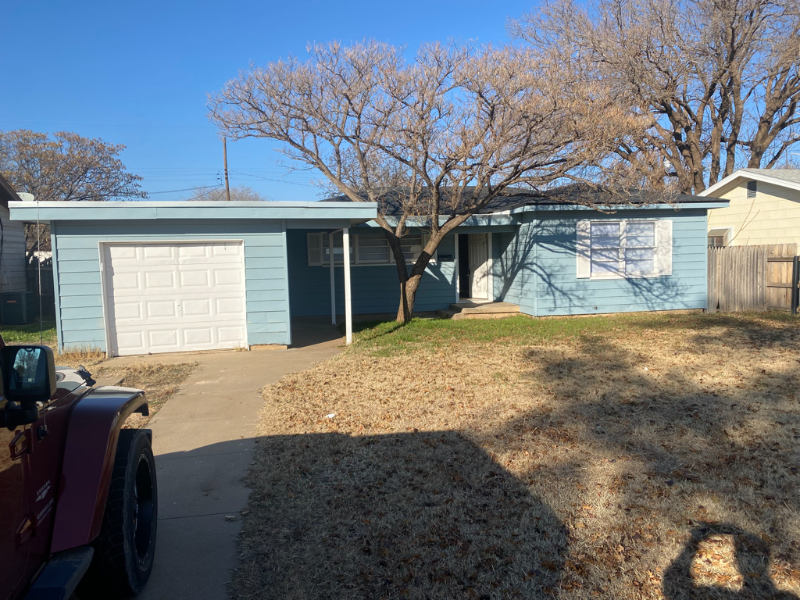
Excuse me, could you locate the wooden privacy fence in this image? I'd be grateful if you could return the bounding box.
[707,244,799,313]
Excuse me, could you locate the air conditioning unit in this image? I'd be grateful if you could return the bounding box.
[0,291,36,325]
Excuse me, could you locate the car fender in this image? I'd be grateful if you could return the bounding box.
[50,386,149,553]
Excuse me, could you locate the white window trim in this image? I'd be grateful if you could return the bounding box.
[307,232,436,267]
[577,219,672,280]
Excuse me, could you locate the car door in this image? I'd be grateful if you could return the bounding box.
[0,378,32,600]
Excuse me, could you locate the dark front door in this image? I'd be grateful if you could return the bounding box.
[458,234,470,298]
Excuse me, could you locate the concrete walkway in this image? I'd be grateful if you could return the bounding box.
[106,319,343,600]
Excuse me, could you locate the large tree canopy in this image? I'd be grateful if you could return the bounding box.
[209,41,653,322]
[0,129,146,259]
[513,0,800,194]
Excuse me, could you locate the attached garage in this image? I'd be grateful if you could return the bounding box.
[9,200,376,356]
[103,241,247,355]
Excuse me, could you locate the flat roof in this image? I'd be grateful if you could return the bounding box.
[9,200,379,224]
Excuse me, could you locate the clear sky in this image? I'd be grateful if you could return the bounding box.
[1,1,533,201]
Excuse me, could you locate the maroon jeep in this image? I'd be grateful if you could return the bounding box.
[0,334,157,600]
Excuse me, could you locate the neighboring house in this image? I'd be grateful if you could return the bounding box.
[699,169,800,247]
[9,190,727,356]
[0,174,27,293]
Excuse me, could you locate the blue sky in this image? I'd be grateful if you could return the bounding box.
[1,1,532,201]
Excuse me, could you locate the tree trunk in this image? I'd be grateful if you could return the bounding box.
[396,274,423,323]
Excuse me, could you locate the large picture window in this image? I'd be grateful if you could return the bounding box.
[307,232,431,267]
[577,219,672,279]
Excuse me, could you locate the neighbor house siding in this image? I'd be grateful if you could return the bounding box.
[0,204,27,293]
[707,181,800,247]
[51,220,291,352]
[496,209,708,316]
[287,229,456,316]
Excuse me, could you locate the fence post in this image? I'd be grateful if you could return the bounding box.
[792,256,799,315]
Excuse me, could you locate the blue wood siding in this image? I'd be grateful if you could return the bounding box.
[51,220,291,352]
[287,230,456,316]
[495,209,708,316]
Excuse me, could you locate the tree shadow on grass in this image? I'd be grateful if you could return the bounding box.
[234,431,567,600]
[489,330,800,594]
[664,523,800,600]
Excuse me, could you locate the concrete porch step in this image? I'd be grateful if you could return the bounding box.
[437,301,520,320]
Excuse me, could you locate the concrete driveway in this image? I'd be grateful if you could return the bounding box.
[106,319,343,600]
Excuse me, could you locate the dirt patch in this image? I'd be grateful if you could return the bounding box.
[91,362,198,427]
[235,313,800,599]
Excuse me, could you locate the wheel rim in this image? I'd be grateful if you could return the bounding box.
[133,454,155,564]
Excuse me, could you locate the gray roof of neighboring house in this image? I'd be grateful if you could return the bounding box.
[323,185,714,217]
[0,174,22,210]
[739,169,800,185]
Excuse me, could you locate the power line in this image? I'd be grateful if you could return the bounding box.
[147,184,221,195]
[229,170,318,187]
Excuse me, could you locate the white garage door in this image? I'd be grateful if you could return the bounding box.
[103,242,247,356]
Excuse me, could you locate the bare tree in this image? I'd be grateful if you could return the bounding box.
[513,0,800,193]
[185,184,269,201]
[209,41,651,322]
[0,130,146,259]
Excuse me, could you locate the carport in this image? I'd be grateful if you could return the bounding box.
[9,200,376,356]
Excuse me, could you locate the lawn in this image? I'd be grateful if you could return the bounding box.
[0,320,58,347]
[235,312,800,599]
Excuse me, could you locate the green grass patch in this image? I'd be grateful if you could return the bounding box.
[0,320,57,346]
[349,310,798,355]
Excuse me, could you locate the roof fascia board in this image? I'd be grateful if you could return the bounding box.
[511,201,728,213]
[379,214,522,228]
[8,201,378,223]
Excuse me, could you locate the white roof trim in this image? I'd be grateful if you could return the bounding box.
[700,169,800,197]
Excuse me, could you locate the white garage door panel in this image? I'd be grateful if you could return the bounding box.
[104,242,247,355]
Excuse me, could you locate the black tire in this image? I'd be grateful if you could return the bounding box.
[79,429,158,599]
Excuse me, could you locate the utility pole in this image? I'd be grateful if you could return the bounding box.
[223,137,231,201]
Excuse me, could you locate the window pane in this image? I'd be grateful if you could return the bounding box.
[627,234,655,248]
[591,222,620,238]
[626,222,655,248]
[626,259,655,275]
[401,235,423,262]
[625,247,656,261]
[322,232,353,265]
[592,260,622,276]
[626,222,655,236]
[592,236,621,249]
[358,235,389,263]
[592,248,622,262]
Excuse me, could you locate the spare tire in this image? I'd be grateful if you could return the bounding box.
[79,429,158,598]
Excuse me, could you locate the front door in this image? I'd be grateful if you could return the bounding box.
[469,234,489,299]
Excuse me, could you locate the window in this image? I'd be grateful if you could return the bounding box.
[355,233,392,264]
[708,236,725,247]
[708,228,731,248]
[577,220,672,279]
[307,232,432,267]
[746,180,757,199]
[306,232,353,266]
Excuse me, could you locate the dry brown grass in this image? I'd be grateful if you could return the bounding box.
[55,348,106,368]
[91,362,197,427]
[234,313,800,600]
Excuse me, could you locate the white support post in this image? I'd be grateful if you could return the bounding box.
[343,227,353,344]
[454,233,460,302]
[487,232,494,301]
[329,232,336,325]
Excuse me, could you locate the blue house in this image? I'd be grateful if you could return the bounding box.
[10,190,728,356]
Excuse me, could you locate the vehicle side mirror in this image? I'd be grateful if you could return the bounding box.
[1,345,56,429]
